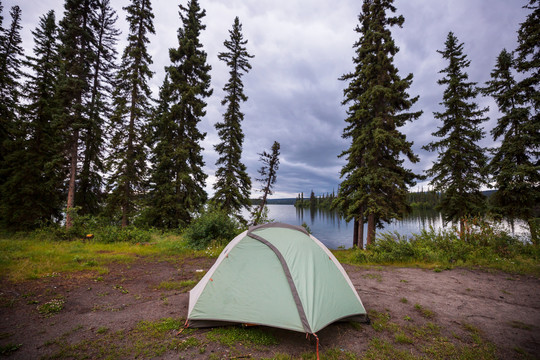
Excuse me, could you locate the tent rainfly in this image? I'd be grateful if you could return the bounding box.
[187,223,369,336]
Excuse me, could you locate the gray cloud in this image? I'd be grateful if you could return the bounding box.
[6,0,531,197]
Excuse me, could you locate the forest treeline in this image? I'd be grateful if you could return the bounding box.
[295,190,504,211]
[0,0,538,247]
[0,0,280,231]
[294,190,443,211]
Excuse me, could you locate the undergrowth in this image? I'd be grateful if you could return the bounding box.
[343,224,539,276]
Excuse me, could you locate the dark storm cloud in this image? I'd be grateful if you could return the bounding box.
[6,0,531,197]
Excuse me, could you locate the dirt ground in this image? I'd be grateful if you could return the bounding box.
[1,258,539,359]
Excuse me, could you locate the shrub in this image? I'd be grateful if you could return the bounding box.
[354,222,538,271]
[94,226,152,243]
[183,210,242,250]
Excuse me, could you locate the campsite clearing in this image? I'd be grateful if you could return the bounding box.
[1,258,539,359]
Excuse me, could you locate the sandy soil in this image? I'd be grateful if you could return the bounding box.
[1,258,539,359]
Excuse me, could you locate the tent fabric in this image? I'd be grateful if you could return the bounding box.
[187,222,367,334]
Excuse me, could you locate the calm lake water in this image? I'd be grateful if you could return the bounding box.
[249,205,530,249]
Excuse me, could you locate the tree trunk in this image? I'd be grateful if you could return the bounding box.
[358,214,364,249]
[122,204,128,228]
[353,218,359,248]
[66,129,78,229]
[367,213,376,246]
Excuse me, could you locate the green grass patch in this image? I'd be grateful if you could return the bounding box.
[362,337,416,360]
[205,326,278,348]
[37,297,65,317]
[42,317,198,359]
[414,303,435,319]
[157,279,196,291]
[96,327,108,334]
[0,343,22,356]
[508,320,535,330]
[0,232,224,282]
[134,317,185,337]
[394,331,414,344]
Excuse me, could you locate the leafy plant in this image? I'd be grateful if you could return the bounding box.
[183,209,242,250]
[37,298,65,317]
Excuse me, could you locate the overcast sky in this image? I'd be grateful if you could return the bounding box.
[5,0,531,198]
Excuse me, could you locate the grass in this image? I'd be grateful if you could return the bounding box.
[42,319,281,359]
[413,303,435,319]
[508,320,535,331]
[333,226,540,276]
[0,343,22,356]
[3,223,538,282]
[205,326,279,348]
[157,279,197,291]
[37,298,65,317]
[43,317,197,359]
[0,232,223,282]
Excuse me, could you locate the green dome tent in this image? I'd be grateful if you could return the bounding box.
[187,223,368,335]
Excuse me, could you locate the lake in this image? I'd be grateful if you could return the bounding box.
[246,205,531,249]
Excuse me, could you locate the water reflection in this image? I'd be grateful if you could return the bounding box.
[257,205,530,250]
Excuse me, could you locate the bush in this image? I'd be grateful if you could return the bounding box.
[355,222,538,270]
[94,226,152,243]
[183,210,242,250]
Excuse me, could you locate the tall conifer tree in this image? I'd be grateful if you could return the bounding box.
[516,0,539,114]
[1,10,65,229]
[423,32,488,234]
[481,49,539,242]
[107,0,154,227]
[0,4,23,191]
[147,0,212,228]
[335,0,421,246]
[0,5,26,227]
[211,17,253,222]
[513,0,540,242]
[77,0,119,216]
[57,0,98,228]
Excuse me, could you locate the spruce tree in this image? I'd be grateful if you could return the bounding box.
[423,32,488,234]
[0,4,23,192]
[513,0,540,242]
[481,49,539,242]
[0,10,65,229]
[335,0,422,247]
[0,5,27,227]
[56,0,98,228]
[77,0,119,216]
[211,17,253,222]
[147,0,212,228]
[251,141,280,226]
[107,0,154,227]
[146,75,181,228]
[515,0,539,113]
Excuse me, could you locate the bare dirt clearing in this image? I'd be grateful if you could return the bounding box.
[1,259,539,359]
